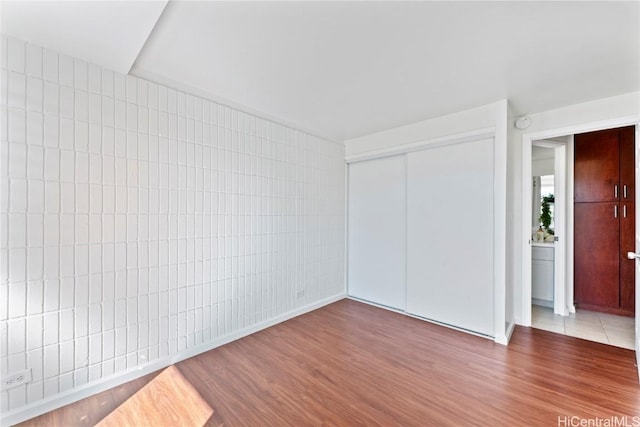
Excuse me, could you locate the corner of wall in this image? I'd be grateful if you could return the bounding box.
[0,35,346,424]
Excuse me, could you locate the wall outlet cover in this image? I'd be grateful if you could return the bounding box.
[2,369,32,391]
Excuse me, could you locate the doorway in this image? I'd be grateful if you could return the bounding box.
[528,139,568,318]
[521,121,639,353]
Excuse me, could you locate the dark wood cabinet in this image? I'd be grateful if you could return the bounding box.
[574,129,620,203]
[574,203,620,309]
[574,126,635,315]
[619,126,635,202]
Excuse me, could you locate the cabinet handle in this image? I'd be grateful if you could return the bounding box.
[615,185,618,198]
[623,205,627,218]
[614,205,618,218]
[623,185,628,199]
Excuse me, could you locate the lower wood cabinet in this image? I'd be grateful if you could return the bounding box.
[574,202,620,311]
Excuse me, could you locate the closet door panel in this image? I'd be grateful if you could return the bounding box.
[348,155,406,310]
[406,138,494,336]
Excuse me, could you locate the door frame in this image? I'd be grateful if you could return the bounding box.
[634,124,640,370]
[530,139,567,315]
[521,115,640,328]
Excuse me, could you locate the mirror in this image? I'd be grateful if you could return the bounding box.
[532,146,555,241]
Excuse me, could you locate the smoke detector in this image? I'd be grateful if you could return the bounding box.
[515,116,531,130]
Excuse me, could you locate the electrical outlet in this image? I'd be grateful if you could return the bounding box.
[296,290,305,298]
[2,369,32,390]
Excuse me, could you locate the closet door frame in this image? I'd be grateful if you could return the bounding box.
[346,126,507,344]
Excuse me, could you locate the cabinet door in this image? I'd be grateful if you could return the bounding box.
[348,155,406,310]
[620,202,635,312]
[619,126,635,202]
[574,202,620,309]
[574,129,620,202]
[406,138,494,337]
[532,259,554,302]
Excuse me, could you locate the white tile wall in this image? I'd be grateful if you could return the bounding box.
[0,36,345,415]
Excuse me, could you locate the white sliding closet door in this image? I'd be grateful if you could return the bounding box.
[348,155,406,310]
[406,139,494,336]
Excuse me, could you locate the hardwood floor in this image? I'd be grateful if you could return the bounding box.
[95,366,213,427]
[17,299,640,426]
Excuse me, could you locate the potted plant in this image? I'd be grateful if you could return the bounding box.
[539,194,554,234]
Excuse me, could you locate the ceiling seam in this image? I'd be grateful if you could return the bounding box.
[125,0,170,75]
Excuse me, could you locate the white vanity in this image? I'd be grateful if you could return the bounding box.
[532,242,554,308]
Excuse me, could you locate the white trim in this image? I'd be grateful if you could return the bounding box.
[1,293,347,427]
[521,115,640,328]
[553,144,567,316]
[502,321,517,345]
[635,124,640,381]
[347,296,406,315]
[404,154,409,312]
[344,163,349,295]
[523,116,640,143]
[493,102,509,345]
[344,127,495,163]
[522,140,533,326]
[566,136,576,315]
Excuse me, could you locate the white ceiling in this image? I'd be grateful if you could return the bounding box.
[1,1,167,74]
[2,1,638,141]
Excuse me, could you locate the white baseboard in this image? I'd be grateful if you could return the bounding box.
[504,321,516,343]
[347,296,500,343]
[1,293,347,426]
[532,298,553,309]
[346,295,406,315]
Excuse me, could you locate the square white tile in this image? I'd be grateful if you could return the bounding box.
[532,306,634,350]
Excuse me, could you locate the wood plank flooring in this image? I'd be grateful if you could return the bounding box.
[95,365,213,427]
[17,299,640,426]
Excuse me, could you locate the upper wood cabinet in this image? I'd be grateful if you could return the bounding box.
[574,126,635,203]
[574,128,620,202]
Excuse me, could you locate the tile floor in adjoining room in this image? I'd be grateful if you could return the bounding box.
[532,305,635,350]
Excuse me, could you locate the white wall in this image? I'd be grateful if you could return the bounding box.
[0,36,346,423]
[509,92,640,324]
